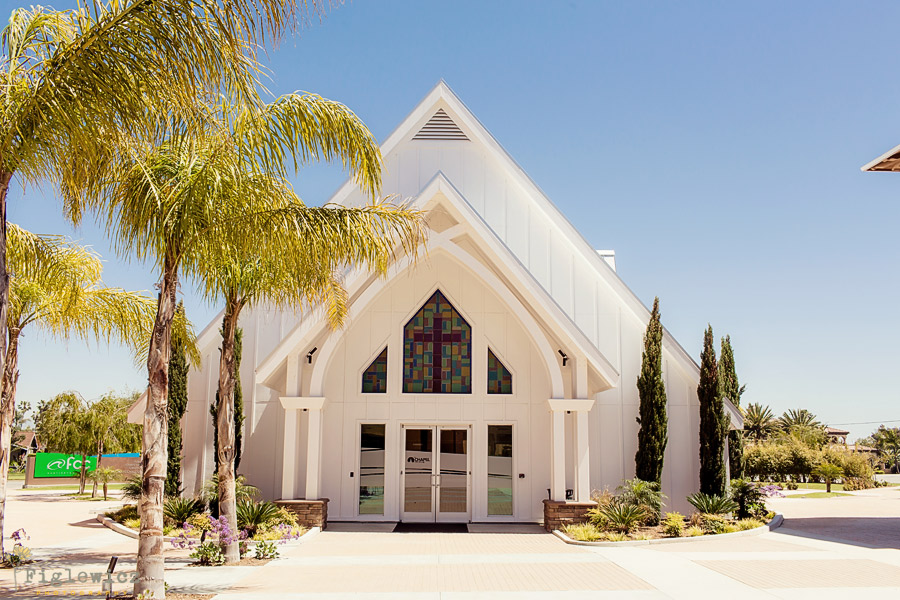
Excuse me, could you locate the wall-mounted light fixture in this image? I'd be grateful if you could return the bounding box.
[307,347,318,364]
[558,349,568,366]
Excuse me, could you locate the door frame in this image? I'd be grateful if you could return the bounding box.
[400,423,472,523]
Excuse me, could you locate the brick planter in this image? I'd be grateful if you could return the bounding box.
[542,499,596,532]
[276,499,329,529]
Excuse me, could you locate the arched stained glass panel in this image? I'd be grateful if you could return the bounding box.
[487,349,512,394]
[403,290,471,393]
[361,348,388,393]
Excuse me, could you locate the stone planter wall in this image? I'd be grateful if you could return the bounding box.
[542,499,596,532]
[276,499,329,529]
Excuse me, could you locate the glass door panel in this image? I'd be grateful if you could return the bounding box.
[403,428,434,514]
[487,425,513,516]
[437,428,469,519]
[359,424,386,515]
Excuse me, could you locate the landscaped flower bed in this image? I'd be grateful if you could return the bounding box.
[560,478,779,543]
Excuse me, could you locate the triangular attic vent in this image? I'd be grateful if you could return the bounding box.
[412,108,469,141]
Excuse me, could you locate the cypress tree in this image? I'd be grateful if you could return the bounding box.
[635,297,667,485]
[698,325,728,496]
[165,302,189,497]
[211,326,244,474]
[719,335,745,479]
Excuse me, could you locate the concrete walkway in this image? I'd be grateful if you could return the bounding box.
[2,486,900,598]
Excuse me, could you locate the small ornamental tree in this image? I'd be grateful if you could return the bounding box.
[166,303,189,497]
[698,326,728,496]
[635,297,667,485]
[719,335,745,479]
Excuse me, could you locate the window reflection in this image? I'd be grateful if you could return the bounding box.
[487,425,513,515]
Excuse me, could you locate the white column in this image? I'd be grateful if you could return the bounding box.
[280,352,300,499]
[305,407,323,500]
[550,409,566,501]
[575,410,591,502]
[548,398,596,503]
[281,409,298,499]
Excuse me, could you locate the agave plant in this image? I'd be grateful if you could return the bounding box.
[686,492,739,516]
[236,500,282,536]
[597,503,648,533]
[163,497,205,527]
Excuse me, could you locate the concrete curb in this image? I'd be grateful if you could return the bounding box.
[553,513,784,547]
[96,512,318,546]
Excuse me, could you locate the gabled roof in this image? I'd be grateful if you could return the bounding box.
[861,143,900,172]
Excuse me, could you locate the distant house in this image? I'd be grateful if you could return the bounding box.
[825,426,849,445]
[12,430,42,463]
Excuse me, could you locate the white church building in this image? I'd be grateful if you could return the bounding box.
[150,82,741,525]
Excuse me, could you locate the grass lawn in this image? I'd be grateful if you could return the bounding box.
[793,482,845,491]
[26,483,127,491]
[7,472,25,480]
[791,491,851,498]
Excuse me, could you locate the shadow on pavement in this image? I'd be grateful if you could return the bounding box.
[776,516,900,549]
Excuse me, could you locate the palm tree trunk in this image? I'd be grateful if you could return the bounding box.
[0,329,20,560]
[216,298,243,564]
[135,257,178,599]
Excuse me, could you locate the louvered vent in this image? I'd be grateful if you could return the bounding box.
[412,108,469,141]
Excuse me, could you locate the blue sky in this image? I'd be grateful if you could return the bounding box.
[4,1,899,441]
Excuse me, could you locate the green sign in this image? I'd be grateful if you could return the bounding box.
[34,453,98,478]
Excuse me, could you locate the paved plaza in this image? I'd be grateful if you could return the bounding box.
[1,486,899,599]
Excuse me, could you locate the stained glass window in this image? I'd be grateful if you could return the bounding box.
[487,349,512,394]
[361,348,387,393]
[403,290,471,393]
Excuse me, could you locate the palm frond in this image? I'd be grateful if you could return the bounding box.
[235,92,383,196]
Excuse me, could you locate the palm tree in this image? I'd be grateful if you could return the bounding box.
[742,402,777,442]
[778,408,822,431]
[90,92,421,566]
[813,462,843,493]
[0,225,161,559]
[0,0,298,410]
[873,426,900,474]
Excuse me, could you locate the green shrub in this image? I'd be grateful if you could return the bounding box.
[730,479,766,520]
[108,504,138,523]
[599,531,628,542]
[684,525,705,537]
[843,477,874,491]
[722,523,741,534]
[253,540,279,560]
[186,512,213,532]
[163,524,174,536]
[737,518,764,531]
[617,479,666,525]
[687,492,738,515]
[630,532,653,540]
[252,525,305,541]
[7,544,33,566]
[662,512,685,537]
[597,503,647,533]
[266,506,298,528]
[236,500,282,536]
[699,513,730,534]
[562,522,603,542]
[123,518,141,530]
[191,541,225,566]
[163,497,205,527]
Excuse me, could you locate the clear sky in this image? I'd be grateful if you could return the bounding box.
[4,1,899,441]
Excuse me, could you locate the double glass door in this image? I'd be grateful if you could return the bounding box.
[401,426,470,522]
